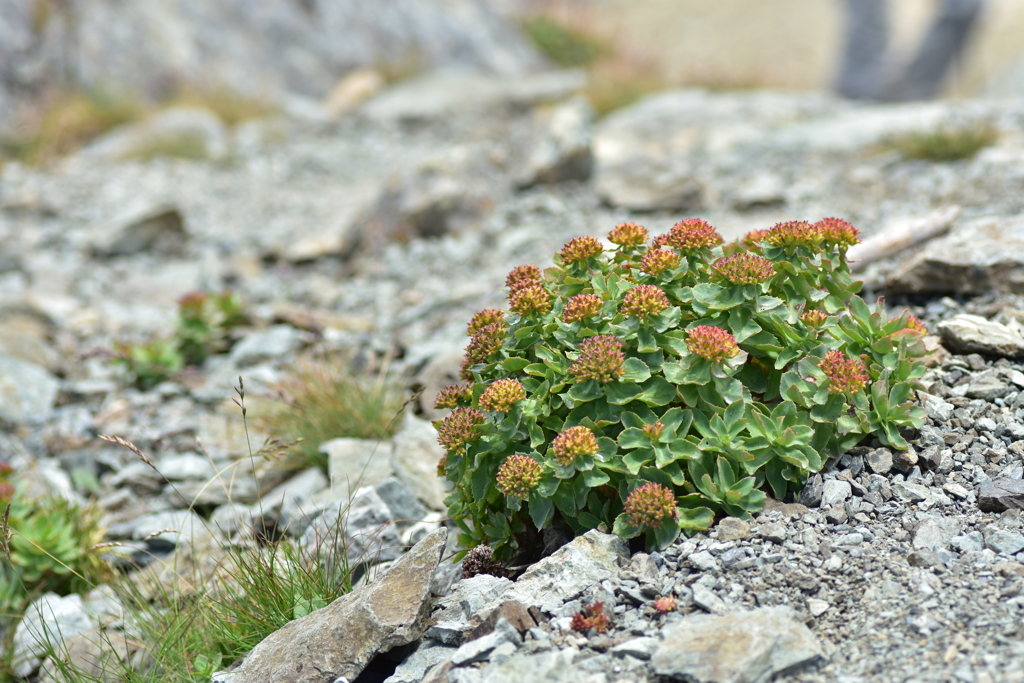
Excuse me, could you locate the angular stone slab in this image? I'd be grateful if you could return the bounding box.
[228,527,446,683]
[937,314,1024,359]
[504,530,628,613]
[888,215,1024,295]
[651,606,826,683]
[978,479,1024,512]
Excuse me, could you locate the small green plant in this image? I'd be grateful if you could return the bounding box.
[888,120,998,162]
[435,218,927,559]
[521,15,607,69]
[0,463,114,623]
[255,352,407,471]
[113,290,249,389]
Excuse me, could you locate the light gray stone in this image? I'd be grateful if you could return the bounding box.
[450,617,521,666]
[384,640,457,683]
[155,452,216,481]
[913,518,950,550]
[477,649,605,683]
[966,372,1013,401]
[888,215,1024,295]
[892,481,931,503]
[821,479,852,508]
[918,392,954,422]
[438,574,513,621]
[688,550,720,572]
[650,606,826,683]
[716,517,751,541]
[88,204,189,258]
[806,599,830,618]
[865,448,894,475]
[609,636,659,660]
[13,593,97,678]
[229,325,304,366]
[985,530,1024,556]
[425,620,471,646]
[229,527,446,683]
[515,97,593,189]
[390,413,450,511]
[130,509,206,549]
[0,353,60,424]
[82,107,228,162]
[937,314,1024,359]
[361,70,583,124]
[692,584,727,614]
[501,531,627,613]
[323,437,396,504]
[301,486,403,571]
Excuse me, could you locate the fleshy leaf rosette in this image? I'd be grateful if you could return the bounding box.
[433,216,926,560]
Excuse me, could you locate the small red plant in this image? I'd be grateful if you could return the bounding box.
[571,601,611,633]
[653,595,677,614]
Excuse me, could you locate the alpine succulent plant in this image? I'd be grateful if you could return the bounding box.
[434,218,926,560]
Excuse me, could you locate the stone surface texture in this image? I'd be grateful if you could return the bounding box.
[229,527,446,683]
[650,607,826,683]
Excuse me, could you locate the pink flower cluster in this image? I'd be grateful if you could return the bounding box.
[819,350,868,394]
[552,426,598,465]
[711,253,776,285]
[685,325,740,362]
[560,236,603,264]
[562,293,603,323]
[434,384,472,410]
[608,222,649,247]
[620,285,670,319]
[662,218,724,251]
[505,265,542,292]
[478,378,526,412]
[496,454,544,498]
[639,249,681,276]
[569,335,626,383]
[623,482,678,529]
[436,407,485,452]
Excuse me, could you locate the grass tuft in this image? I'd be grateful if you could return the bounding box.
[254,352,407,472]
[887,121,999,162]
[521,15,607,69]
[0,90,145,165]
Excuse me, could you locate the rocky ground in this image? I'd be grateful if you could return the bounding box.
[3,69,1024,683]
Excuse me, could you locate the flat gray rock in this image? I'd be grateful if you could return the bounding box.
[888,215,1024,295]
[978,478,1024,511]
[504,530,628,613]
[89,204,189,257]
[937,314,1024,359]
[228,527,446,683]
[477,649,604,683]
[650,606,826,683]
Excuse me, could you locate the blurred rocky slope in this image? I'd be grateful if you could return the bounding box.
[0,0,545,134]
